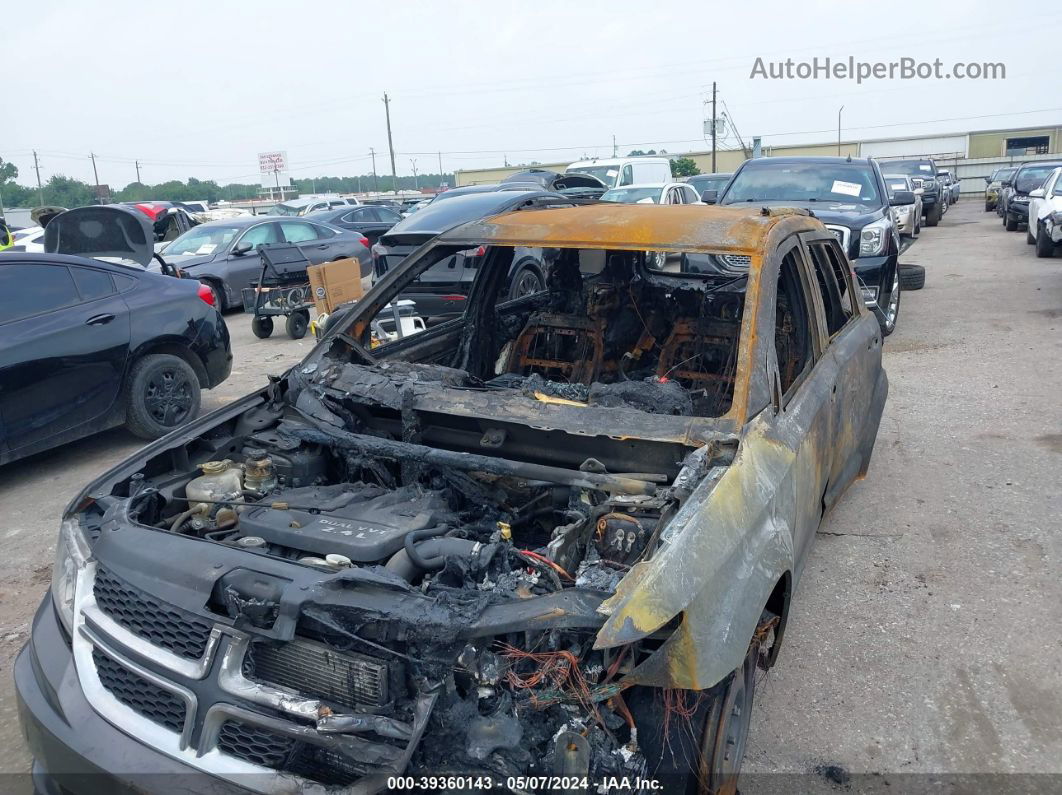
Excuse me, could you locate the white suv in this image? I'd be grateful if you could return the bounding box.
[1026,166,1062,258]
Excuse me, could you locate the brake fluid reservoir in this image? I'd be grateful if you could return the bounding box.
[186,460,244,512]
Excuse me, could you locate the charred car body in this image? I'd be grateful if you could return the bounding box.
[18,204,887,793]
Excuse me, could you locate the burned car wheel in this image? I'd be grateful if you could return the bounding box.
[695,637,759,795]
[124,354,201,439]
[631,625,766,795]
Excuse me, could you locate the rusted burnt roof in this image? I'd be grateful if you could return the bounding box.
[440,203,820,254]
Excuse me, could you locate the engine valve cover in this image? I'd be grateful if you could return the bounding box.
[237,484,453,562]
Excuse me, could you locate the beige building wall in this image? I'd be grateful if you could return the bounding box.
[454,125,1062,185]
[968,127,1062,158]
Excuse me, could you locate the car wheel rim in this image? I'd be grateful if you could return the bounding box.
[514,271,542,297]
[144,368,193,427]
[884,273,900,331]
[710,659,755,793]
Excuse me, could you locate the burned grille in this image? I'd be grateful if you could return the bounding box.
[93,566,213,660]
[217,721,364,787]
[243,638,389,709]
[217,720,296,768]
[93,648,185,733]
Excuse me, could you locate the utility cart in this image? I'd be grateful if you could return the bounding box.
[241,242,315,339]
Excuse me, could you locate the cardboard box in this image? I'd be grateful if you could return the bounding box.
[307,258,364,315]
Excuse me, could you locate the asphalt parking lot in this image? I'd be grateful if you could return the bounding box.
[0,201,1058,787]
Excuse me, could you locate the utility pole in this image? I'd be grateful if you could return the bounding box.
[837,105,844,155]
[612,135,617,157]
[135,159,141,184]
[382,93,397,193]
[711,82,717,173]
[438,151,443,185]
[370,148,379,194]
[33,150,44,205]
[273,167,281,201]
[89,152,102,204]
[410,159,419,190]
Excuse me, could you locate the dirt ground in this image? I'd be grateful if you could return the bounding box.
[0,201,1058,789]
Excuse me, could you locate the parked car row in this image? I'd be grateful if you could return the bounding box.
[991,161,1062,257]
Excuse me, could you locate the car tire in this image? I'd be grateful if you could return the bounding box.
[251,317,274,338]
[631,618,768,795]
[508,264,545,300]
[898,263,925,290]
[985,202,993,212]
[200,279,225,312]
[1005,214,1018,231]
[124,354,201,440]
[1026,227,1036,245]
[285,310,310,339]
[925,202,941,227]
[1036,224,1056,258]
[878,269,901,337]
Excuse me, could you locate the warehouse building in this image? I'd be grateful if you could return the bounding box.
[454,124,1062,193]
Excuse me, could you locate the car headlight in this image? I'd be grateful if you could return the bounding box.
[859,217,890,257]
[1049,211,1062,224]
[51,517,91,634]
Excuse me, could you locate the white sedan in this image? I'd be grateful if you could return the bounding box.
[11,225,45,252]
[600,182,702,205]
[1027,166,1062,258]
[883,174,923,238]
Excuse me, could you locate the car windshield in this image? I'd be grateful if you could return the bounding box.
[688,175,729,191]
[884,177,909,193]
[600,187,661,204]
[993,168,1017,182]
[1015,166,1060,193]
[882,160,935,177]
[721,163,882,206]
[568,166,619,184]
[269,203,302,216]
[164,225,241,256]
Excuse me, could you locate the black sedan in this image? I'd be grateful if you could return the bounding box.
[371,187,574,319]
[160,216,370,310]
[304,204,403,246]
[0,208,232,465]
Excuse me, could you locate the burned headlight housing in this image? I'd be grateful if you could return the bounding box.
[51,517,90,635]
[859,217,890,257]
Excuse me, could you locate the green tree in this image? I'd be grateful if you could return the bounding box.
[0,156,17,183]
[42,175,96,208]
[670,157,700,177]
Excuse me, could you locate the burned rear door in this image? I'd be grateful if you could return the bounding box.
[803,234,881,508]
[759,237,836,571]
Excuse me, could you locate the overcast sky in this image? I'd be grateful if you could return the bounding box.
[4,1,1060,188]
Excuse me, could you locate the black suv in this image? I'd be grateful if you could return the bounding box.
[712,155,913,336]
[1003,161,1062,231]
[877,159,944,226]
[0,206,232,464]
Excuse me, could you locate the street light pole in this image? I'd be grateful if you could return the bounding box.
[837,105,845,155]
[410,158,418,190]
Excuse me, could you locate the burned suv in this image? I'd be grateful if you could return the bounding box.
[18,204,887,793]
